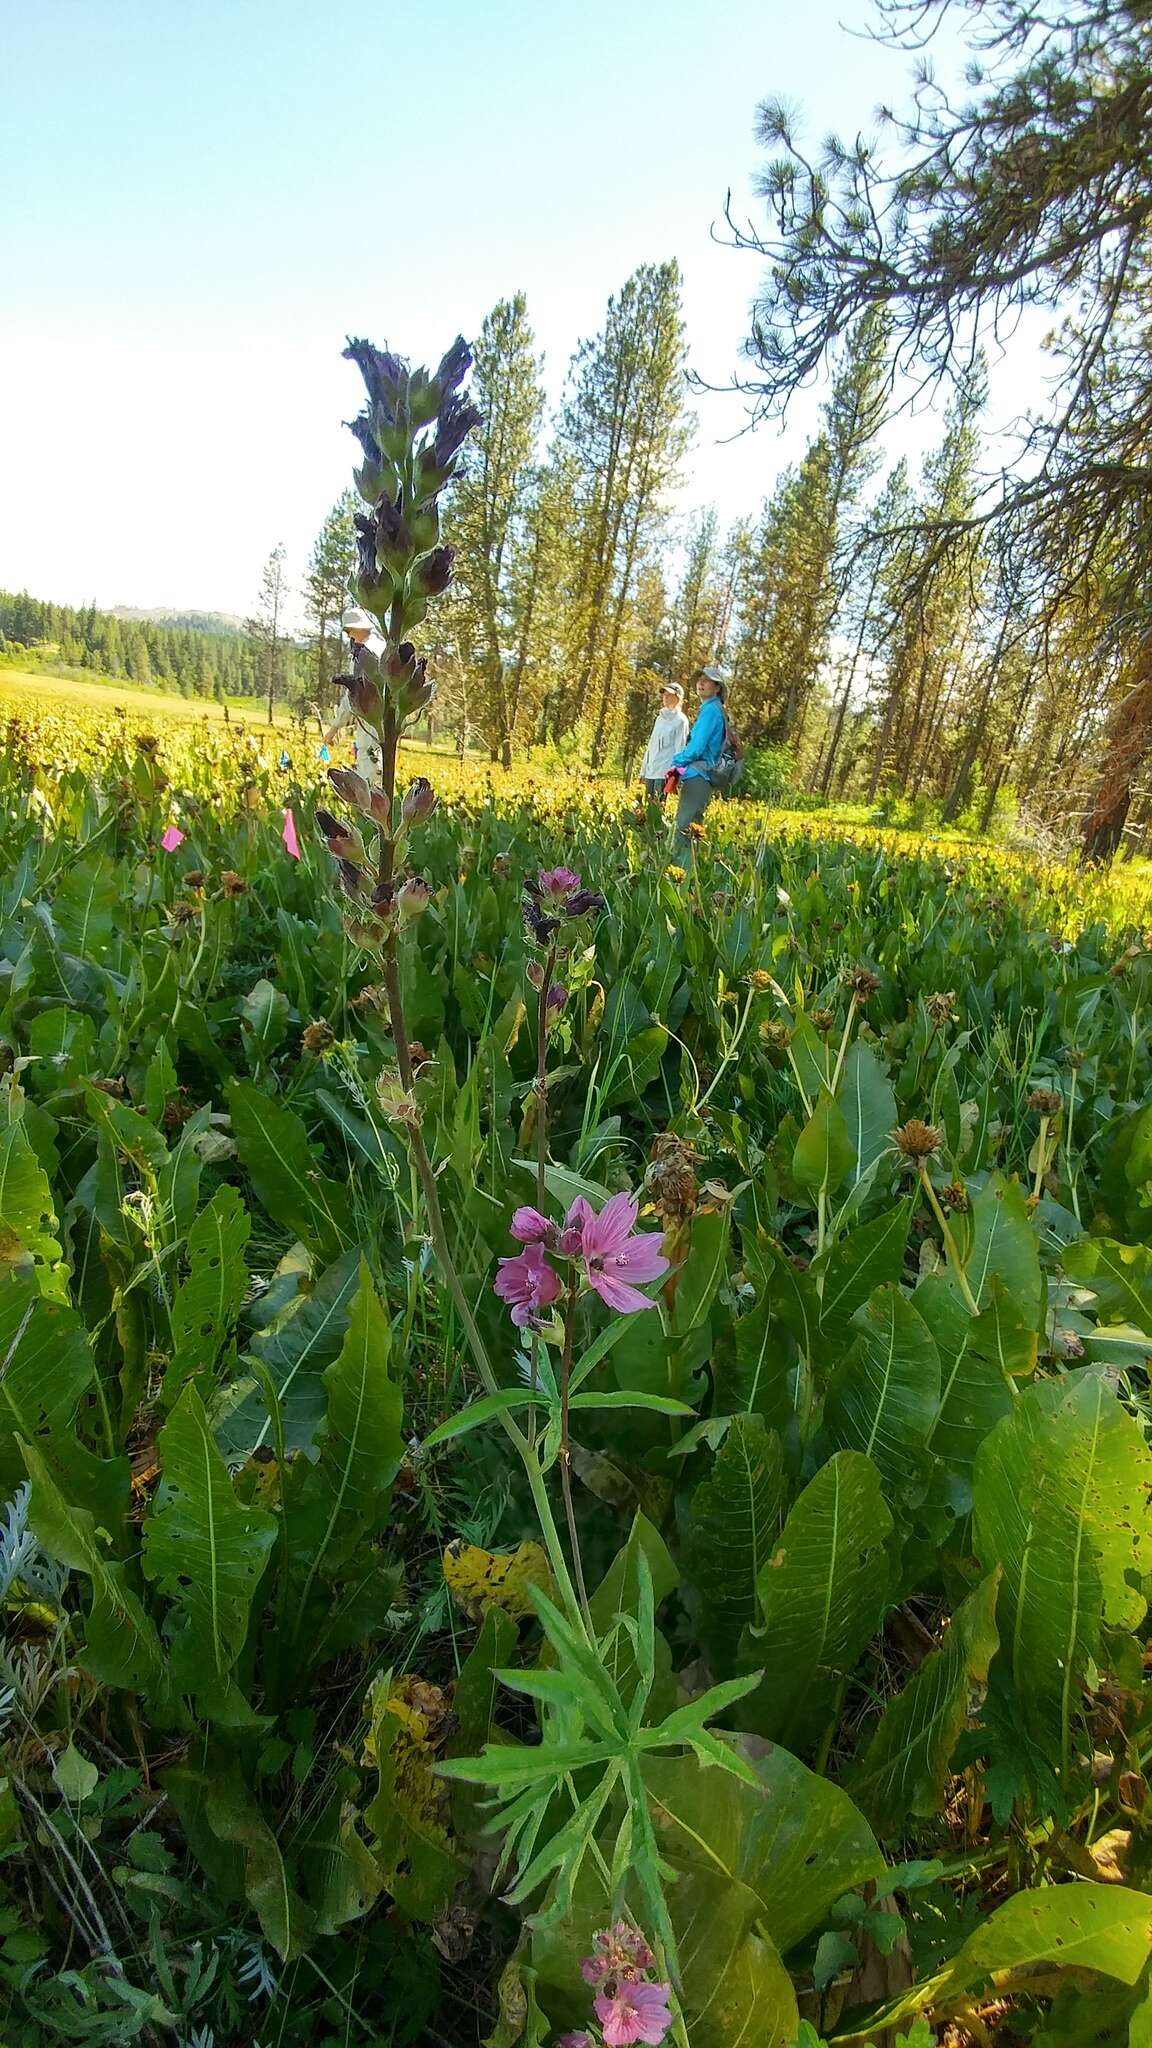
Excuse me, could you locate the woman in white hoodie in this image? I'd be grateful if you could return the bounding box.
[639,681,691,800]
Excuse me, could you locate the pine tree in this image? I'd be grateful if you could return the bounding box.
[246,544,289,724]
[559,261,690,766]
[303,492,358,705]
[668,510,724,684]
[450,295,546,765]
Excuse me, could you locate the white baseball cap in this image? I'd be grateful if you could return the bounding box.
[699,664,726,683]
[342,606,375,634]
[660,680,684,699]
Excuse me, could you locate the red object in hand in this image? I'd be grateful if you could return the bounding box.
[663,768,681,794]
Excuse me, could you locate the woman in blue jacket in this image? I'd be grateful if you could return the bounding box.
[668,666,727,844]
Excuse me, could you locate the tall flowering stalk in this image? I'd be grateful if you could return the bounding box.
[316,338,648,1643]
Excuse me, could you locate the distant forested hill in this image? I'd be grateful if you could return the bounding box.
[0,588,311,706]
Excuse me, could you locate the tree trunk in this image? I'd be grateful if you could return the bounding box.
[1081,641,1152,863]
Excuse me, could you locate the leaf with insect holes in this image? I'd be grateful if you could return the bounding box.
[162,1184,250,1407]
[143,1384,277,1697]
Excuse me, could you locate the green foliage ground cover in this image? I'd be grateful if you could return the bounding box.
[1,727,1152,2045]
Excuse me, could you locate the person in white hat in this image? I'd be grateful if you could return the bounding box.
[638,680,690,800]
[323,607,388,785]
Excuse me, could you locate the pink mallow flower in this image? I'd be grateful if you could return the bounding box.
[594,1982,673,2048]
[581,1922,655,1986]
[493,1243,562,1329]
[556,2036,592,2048]
[535,865,582,900]
[510,1206,557,1247]
[567,1194,668,1313]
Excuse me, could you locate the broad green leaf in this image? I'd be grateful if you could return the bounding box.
[299,1793,382,1935]
[143,1384,276,1698]
[162,1183,250,1407]
[851,1572,1000,1835]
[824,1283,940,1498]
[83,1085,168,1179]
[589,1512,678,1712]
[0,1119,67,1296]
[53,855,120,963]
[1064,1237,1152,1335]
[838,1040,897,1185]
[749,1451,893,1756]
[974,1372,1152,1780]
[20,1436,168,1697]
[0,1276,95,1491]
[204,1755,315,1960]
[817,1201,912,1347]
[644,1736,883,1956]
[950,1881,1152,1992]
[216,1247,360,1459]
[671,1868,799,2048]
[511,1157,612,1208]
[316,1257,402,1519]
[748,1233,820,1357]
[793,1088,856,1199]
[964,1171,1041,1319]
[685,1415,785,1672]
[668,1206,728,1336]
[239,977,290,1064]
[52,1739,99,1805]
[917,1274,1016,1486]
[227,1079,353,1260]
[790,1011,833,1105]
[728,1300,797,1430]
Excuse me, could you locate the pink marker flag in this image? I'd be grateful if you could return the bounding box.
[160,825,185,852]
[282,806,301,859]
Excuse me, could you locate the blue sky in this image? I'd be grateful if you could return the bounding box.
[1,0,1036,620]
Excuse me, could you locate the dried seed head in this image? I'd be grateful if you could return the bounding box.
[761,1020,792,1052]
[893,1119,942,1163]
[940,1180,969,1213]
[1027,1088,1063,1118]
[302,1020,336,1057]
[848,968,880,999]
[1063,1047,1085,1070]
[220,870,248,896]
[925,990,956,1024]
[745,970,775,993]
[811,1007,836,1036]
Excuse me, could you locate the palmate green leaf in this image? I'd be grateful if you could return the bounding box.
[20,1436,168,1698]
[816,1200,913,1348]
[143,1384,277,1698]
[793,1087,856,1199]
[963,1170,1042,1320]
[643,1736,883,1956]
[748,1451,893,1757]
[838,1039,897,1186]
[973,1372,1152,1782]
[917,1274,1016,1488]
[227,1078,354,1261]
[0,1118,67,1297]
[215,1247,360,1459]
[1064,1236,1152,1335]
[0,1275,95,1492]
[162,1183,250,1408]
[824,1283,940,1498]
[851,1572,1000,1836]
[685,1414,785,1673]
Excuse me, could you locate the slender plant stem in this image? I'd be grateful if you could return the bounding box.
[558,1270,592,1628]
[829,990,859,1096]
[527,939,558,1444]
[1032,1113,1051,1202]
[919,1165,981,1314]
